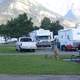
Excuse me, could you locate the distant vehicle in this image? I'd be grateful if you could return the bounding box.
[7,38,17,43]
[58,28,80,50]
[29,28,53,47]
[0,36,5,43]
[16,37,37,52]
[0,36,17,44]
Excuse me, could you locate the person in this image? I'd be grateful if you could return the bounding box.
[53,39,59,60]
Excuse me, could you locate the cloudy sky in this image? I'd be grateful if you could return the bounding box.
[36,0,80,16]
[0,0,6,3]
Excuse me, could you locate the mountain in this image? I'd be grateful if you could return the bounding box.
[61,8,80,28]
[0,0,62,26]
[64,9,77,21]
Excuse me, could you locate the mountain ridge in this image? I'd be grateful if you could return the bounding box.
[0,0,62,26]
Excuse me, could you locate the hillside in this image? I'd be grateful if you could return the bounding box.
[0,0,61,26]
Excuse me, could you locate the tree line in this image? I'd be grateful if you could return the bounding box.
[0,13,63,39]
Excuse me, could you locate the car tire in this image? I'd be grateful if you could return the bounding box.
[19,48,22,52]
[16,48,18,51]
[17,46,22,52]
[61,45,66,51]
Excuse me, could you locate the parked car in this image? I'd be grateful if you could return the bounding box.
[16,37,37,52]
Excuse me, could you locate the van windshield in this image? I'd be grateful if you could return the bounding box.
[36,36,49,40]
[20,38,32,42]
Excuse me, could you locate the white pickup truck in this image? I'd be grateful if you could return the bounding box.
[16,37,37,52]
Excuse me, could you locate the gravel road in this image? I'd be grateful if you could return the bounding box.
[0,75,80,80]
[0,48,79,55]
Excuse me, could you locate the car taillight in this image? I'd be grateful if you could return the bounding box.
[66,44,73,49]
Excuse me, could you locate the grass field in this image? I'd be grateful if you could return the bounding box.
[0,43,17,53]
[0,43,80,75]
[0,55,80,75]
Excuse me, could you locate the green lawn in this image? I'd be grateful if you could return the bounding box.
[0,43,80,75]
[0,43,16,53]
[0,55,80,75]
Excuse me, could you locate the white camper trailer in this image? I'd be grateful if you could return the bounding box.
[29,28,53,47]
[58,28,80,50]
